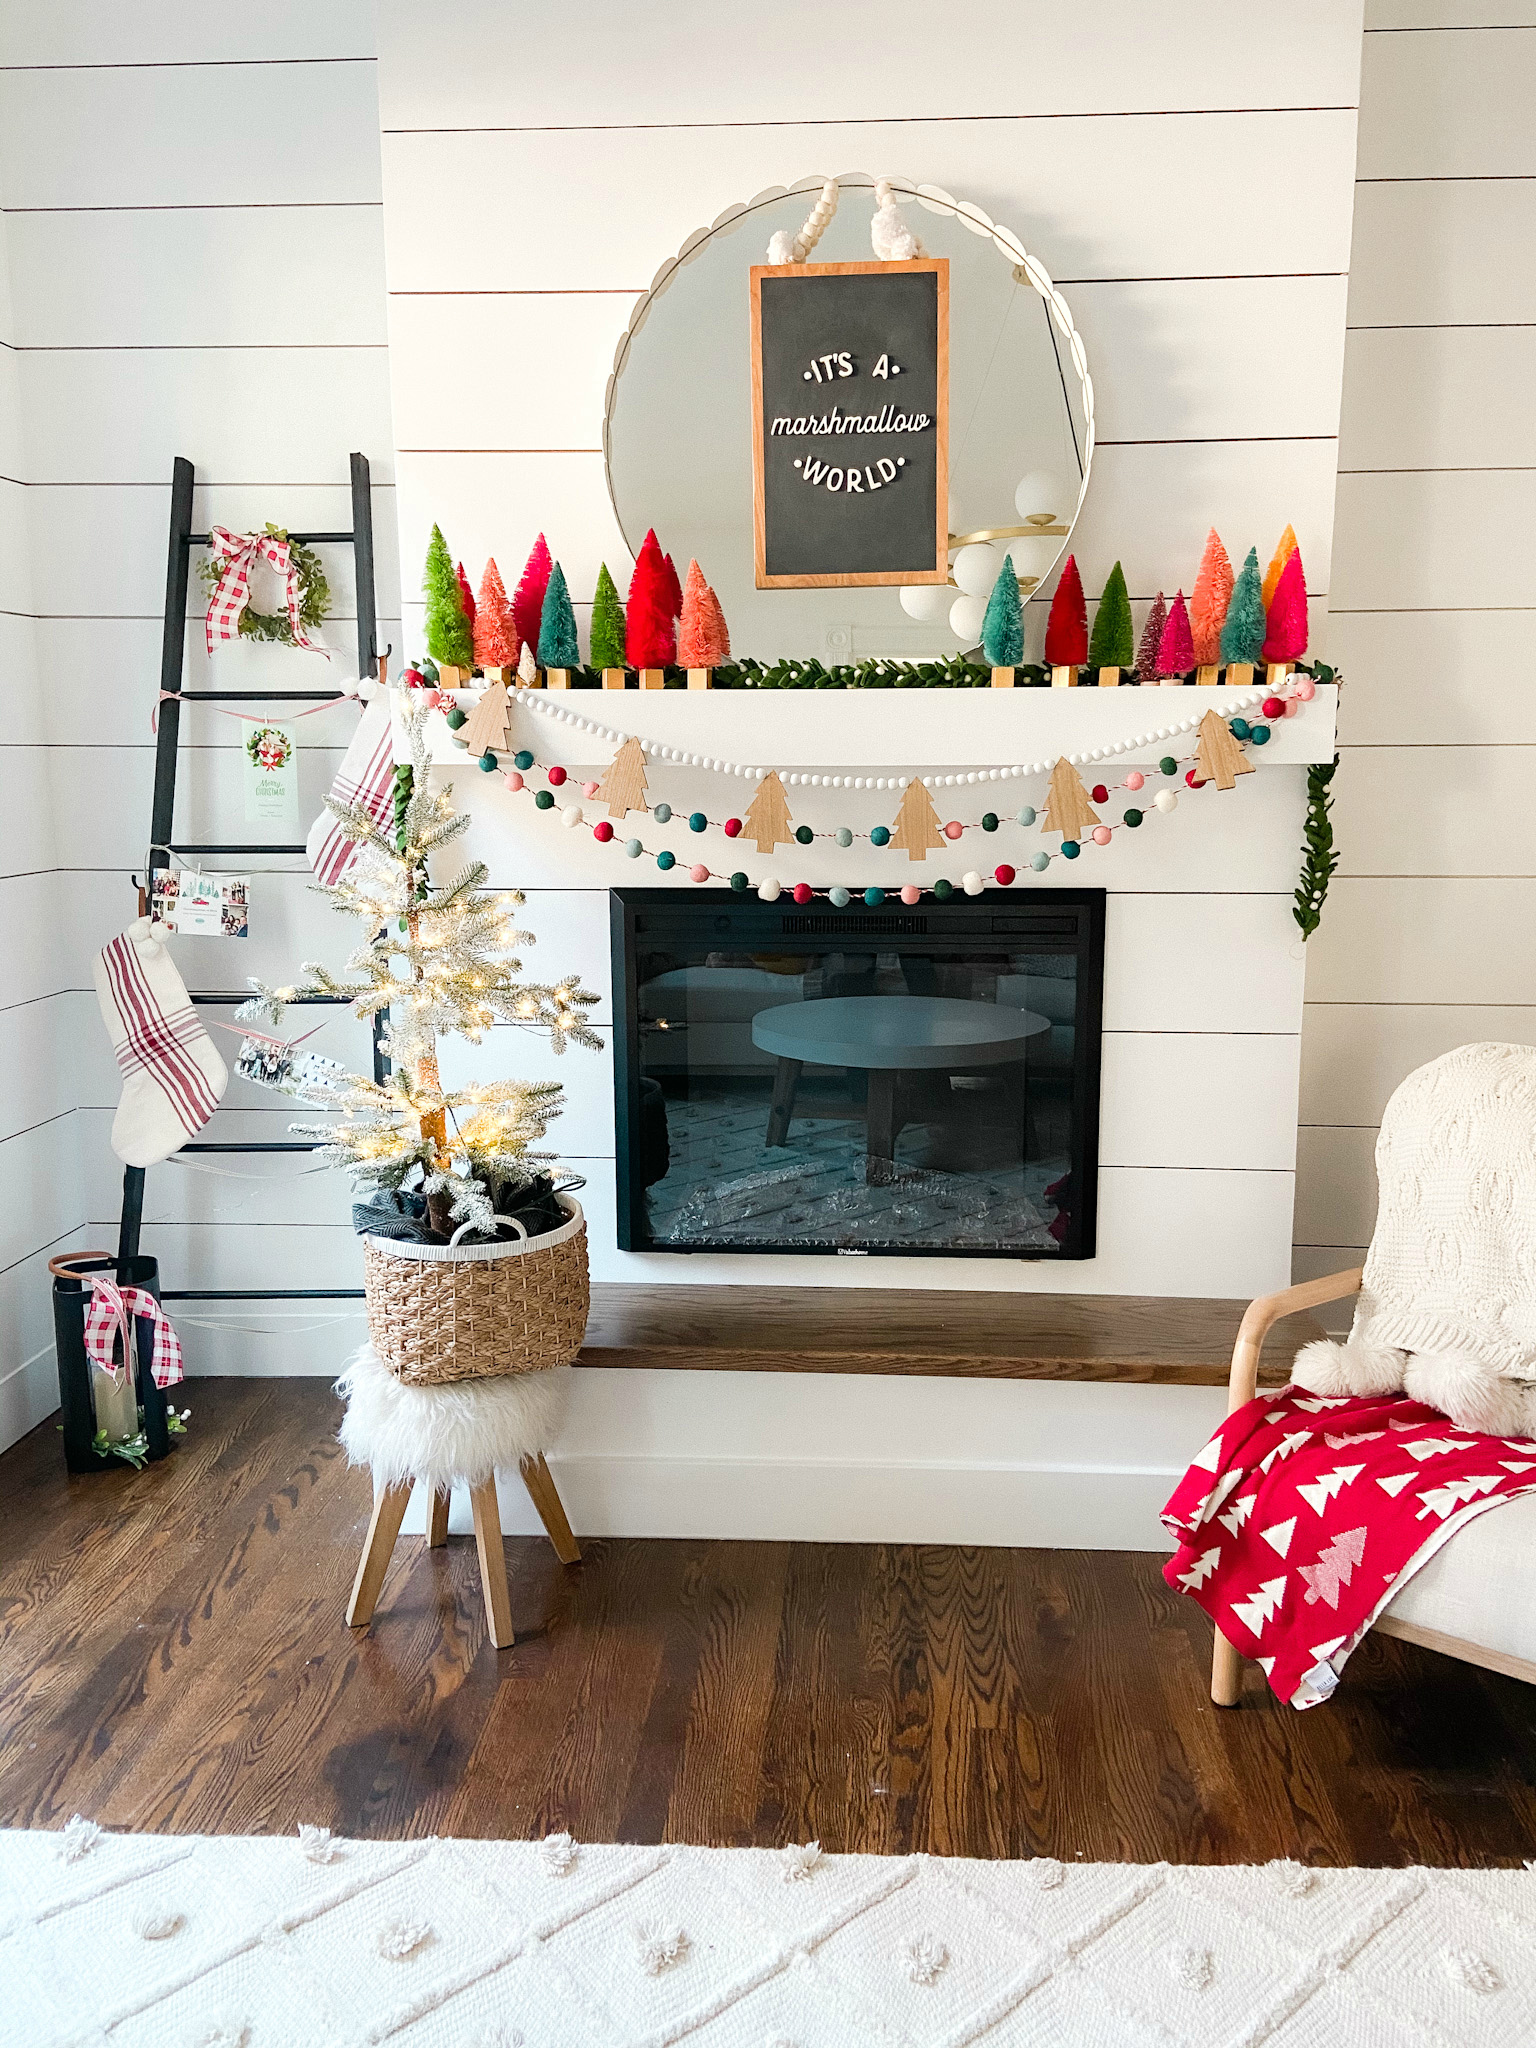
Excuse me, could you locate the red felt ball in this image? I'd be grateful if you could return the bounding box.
[546,764,567,786]
[1261,695,1285,719]
[401,667,424,688]
[724,817,742,838]
[994,864,1016,887]
[593,820,613,843]
[1091,785,1109,805]
[792,882,814,905]
[1186,769,1206,788]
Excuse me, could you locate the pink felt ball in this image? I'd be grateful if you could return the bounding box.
[993,865,1015,887]
[583,780,601,798]
[546,764,567,786]
[690,863,710,883]
[724,817,742,838]
[900,883,922,905]
[792,882,814,905]
[1284,696,1301,716]
[1295,678,1316,701]
[593,820,613,843]
[1124,770,1145,792]
[943,820,964,841]
[1261,696,1285,720]
[503,771,524,793]
[1092,825,1112,846]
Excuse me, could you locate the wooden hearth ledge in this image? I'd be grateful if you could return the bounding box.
[578,1288,1328,1387]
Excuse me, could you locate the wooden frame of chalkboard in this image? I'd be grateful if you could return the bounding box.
[750,259,949,590]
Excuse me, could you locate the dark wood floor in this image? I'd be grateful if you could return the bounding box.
[2,1378,1534,1866]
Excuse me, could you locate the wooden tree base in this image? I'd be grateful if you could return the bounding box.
[1195,664,1220,686]
[546,667,571,690]
[640,668,666,690]
[686,668,711,690]
[1050,666,1077,688]
[990,667,1014,689]
[1096,666,1120,688]
[1265,662,1293,687]
[602,668,627,690]
[1226,663,1254,689]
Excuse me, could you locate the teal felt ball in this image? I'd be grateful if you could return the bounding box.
[1159,756,1177,777]
[446,707,467,731]
[836,827,853,848]
[653,801,672,824]
[534,790,554,810]
[1250,723,1271,745]
[864,886,885,907]
[1016,806,1036,827]
[795,825,814,845]
[981,812,998,833]
[688,811,707,833]
[1061,839,1080,859]
[514,749,534,771]
[1030,852,1049,872]
[625,837,643,857]
[1230,718,1251,741]
[870,825,890,847]
[830,885,851,908]
[933,878,954,899]
[478,751,497,772]
[730,870,748,890]
[657,849,675,870]
[1123,808,1143,827]
[420,659,440,683]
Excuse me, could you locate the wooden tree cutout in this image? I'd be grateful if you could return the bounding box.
[742,771,793,854]
[458,678,509,757]
[889,778,945,862]
[596,735,649,818]
[1195,709,1255,791]
[1040,758,1100,840]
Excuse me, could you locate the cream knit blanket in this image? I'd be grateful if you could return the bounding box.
[1352,1042,1536,1379]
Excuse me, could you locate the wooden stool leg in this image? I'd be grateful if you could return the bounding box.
[1212,1626,1244,1707]
[427,1487,451,1548]
[469,1477,515,1650]
[347,1480,414,1630]
[520,1452,582,1564]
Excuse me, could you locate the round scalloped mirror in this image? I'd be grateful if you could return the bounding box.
[605,173,1092,663]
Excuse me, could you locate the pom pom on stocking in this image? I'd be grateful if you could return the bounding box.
[95,920,228,1166]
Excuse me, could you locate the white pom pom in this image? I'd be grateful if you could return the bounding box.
[562,805,584,829]
[1155,790,1178,814]
[758,878,782,902]
[871,203,918,262]
[962,872,984,896]
[767,229,796,266]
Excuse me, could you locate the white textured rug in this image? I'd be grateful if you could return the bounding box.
[3,1822,1533,2047]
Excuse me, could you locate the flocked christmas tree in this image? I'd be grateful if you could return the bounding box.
[981,555,1023,669]
[473,558,518,674]
[241,700,599,1238]
[1262,546,1308,666]
[537,562,580,671]
[589,563,628,673]
[423,524,473,674]
[1261,524,1298,611]
[1189,529,1234,673]
[1134,593,1168,682]
[1155,590,1195,680]
[1087,561,1133,676]
[889,777,946,861]
[1220,548,1266,671]
[513,535,554,655]
[626,529,676,670]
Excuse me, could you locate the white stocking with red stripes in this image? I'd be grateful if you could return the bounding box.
[94,918,228,1167]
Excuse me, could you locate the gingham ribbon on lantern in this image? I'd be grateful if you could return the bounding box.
[204,526,328,658]
[83,1278,184,1391]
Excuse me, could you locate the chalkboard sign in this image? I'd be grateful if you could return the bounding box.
[750,259,948,589]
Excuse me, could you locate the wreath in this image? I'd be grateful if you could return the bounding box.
[198,524,331,647]
[245,724,294,772]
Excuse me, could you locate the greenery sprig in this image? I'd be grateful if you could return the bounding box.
[1293,663,1340,941]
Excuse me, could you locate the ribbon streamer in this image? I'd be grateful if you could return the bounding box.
[204,526,328,660]
[83,1278,185,1391]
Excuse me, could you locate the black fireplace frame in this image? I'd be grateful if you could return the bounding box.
[610,886,1105,1260]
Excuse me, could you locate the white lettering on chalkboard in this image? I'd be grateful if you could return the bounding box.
[794,452,904,495]
[769,404,930,439]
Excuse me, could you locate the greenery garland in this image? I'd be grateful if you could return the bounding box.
[1291,660,1341,940]
[198,524,331,647]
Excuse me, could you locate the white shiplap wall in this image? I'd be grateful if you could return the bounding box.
[1295,9,1536,1289]
[0,6,398,1440]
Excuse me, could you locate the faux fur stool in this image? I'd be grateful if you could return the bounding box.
[337,1343,580,1649]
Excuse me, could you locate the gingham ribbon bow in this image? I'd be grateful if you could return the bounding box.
[83,1278,185,1391]
[204,526,327,659]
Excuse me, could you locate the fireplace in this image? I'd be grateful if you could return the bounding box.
[611,887,1104,1259]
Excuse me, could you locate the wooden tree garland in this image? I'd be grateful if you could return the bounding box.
[597,735,649,818]
[1040,758,1100,840]
[457,678,509,758]
[889,778,946,861]
[742,771,794,854]
[1195,708,1255,791]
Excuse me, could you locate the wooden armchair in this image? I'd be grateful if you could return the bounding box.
[1211,1265,1536,1704]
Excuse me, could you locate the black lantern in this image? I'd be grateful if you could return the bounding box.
[50,1252,175,1474]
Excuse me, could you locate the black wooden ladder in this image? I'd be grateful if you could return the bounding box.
[117,453,386,1304]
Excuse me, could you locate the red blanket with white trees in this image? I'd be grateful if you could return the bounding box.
[1163,1388,1536,1707]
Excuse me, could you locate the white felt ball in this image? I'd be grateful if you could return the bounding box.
[1155,790,1178,813]
[952,542,1001,598]
[900,584,950,623]
[949,594,987,642]
[563,805,584,829]
[758,878,782,902]
[767,229,796,265]
[1014,470,1062,522]
[962,871,984,896]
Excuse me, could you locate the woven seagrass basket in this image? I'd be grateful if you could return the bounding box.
[362,1195,588,1387]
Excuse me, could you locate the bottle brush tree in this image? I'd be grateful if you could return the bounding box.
[473,557,518,672]
[1043,555,1088,667]
[1262,546,1308,663]
[1134,593,1168,682]
[455,561,477,628]
[240,701,599,1239]
[423,524,473,671]
[589,563,627,670]
[513,535,554,655]
[626,529,677,668]
[661,550,684,621]
[1220,548,1266,667]
[981,556,1023,667]
[1262,524,1299,610]
[678,559,730,667]
[1189,529,1233,667]
[1155,590,1195,679]
[1087,562,1133,670]
[537,562,581,669]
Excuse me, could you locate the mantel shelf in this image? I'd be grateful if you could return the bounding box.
[416,683,1337,772]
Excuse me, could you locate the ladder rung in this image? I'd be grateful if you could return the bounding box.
[184,531,357,547]
[191,992,357,1004]
[169,842,307,854]
[180,1142,324,1153]
[171,690,350,703]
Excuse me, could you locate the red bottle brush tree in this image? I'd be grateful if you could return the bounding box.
[1156,590,1195,678]
[1134,593,1168,682]
[1043,555,1088,666]
[1189,530,1233,667]
[512,535,553,654]
[473,557,518,671]
[1262,546,1308,663]
[626,529,677,668]
[678,559,730,667]
[661,551,684,621]
[455,561,477,628]
[1262,524,1299,610]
